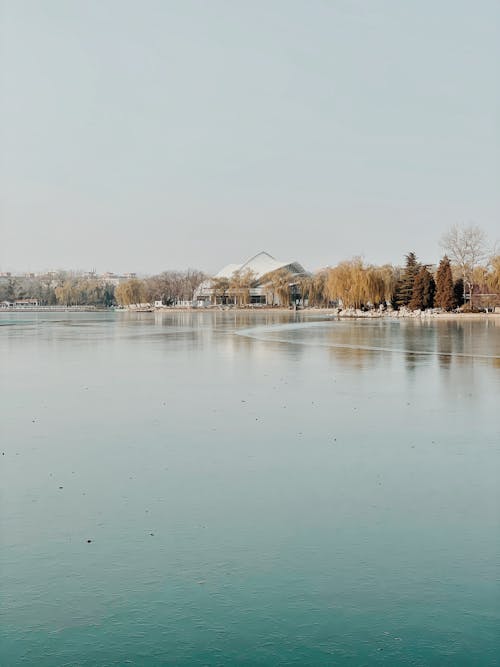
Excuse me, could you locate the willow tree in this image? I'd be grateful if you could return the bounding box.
[325,260,357,307]
[486,256,500,293]
[471,258,500,310]
[229,269,256,306]
[273,269,294,306]
[376,264,399,305]
[261,269,294,306]
[211,277,230,305]
[296,274,321,307]
[309,271,329,307]
[297,275,312,306]
[365,266,387,306]
[55,280,80,306]
[115,279,146,306]
[325,258,386,309]
[261,274,276,305]
[261,270,278,306]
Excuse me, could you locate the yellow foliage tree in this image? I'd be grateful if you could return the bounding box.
[325,258,393,309]
[115,279,146,306]
[229,269,256,306]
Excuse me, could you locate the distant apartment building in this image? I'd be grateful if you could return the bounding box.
[99,272,137,286]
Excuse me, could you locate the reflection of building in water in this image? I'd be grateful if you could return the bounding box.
[195,251,308,306]
[151,309,306,362]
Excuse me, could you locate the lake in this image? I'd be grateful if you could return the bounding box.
[1,311,499,666]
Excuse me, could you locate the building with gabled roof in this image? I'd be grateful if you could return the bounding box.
[195,251,308,306]
[214,251,305,281]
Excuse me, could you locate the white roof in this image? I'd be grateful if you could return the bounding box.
[214,252,305,281]
[214,263,242,279]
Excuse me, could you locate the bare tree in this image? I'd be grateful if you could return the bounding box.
[143,269,207,305]
[440,225,489,307]
[211,277,230,305]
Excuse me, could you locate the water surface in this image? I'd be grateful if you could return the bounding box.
[1,312,499,665]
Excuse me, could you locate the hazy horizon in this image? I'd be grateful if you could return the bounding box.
[1,1,499,275]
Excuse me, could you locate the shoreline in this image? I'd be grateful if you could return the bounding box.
[1,306,498,321]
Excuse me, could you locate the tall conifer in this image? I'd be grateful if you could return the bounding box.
[409,266,435,310]
[434,255,455,310]
[453,279,465,308]
[394,252,420,308]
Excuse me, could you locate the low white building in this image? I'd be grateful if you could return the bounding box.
[0,299,40,309]
[195,251,308,306]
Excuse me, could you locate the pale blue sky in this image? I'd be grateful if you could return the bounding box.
[1,0,498,274]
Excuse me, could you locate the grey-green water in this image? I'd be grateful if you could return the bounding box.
[1,311,499,666]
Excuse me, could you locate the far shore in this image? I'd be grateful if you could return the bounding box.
[2,306,499,321]
[143,306,500,320]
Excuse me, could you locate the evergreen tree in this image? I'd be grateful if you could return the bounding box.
[453,278,465,308]
[409,266,435,310]
[394,252,420,308]
[434,255,455,310]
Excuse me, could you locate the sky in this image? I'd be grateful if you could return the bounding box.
[0,0,499,275]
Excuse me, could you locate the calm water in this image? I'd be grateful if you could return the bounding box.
[1,311,499,666]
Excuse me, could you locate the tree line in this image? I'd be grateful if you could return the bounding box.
[208,225,499,311]
[1,225,498,310]
[115,269,207,306]
[0,269,207,307]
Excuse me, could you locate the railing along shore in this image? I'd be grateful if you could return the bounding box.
[0,305,99,312]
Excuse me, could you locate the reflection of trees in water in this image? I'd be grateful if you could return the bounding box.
[435,319,500,370]
[329,344,371,369]
[435,321,465,368]
[399,319,496,371]
[436,321,477,395]
[149,309,305,357]
[140,312,500,370]
[324,318,500,376]
[325,321,394,370]
[400,318,499,375]
[400,320,436,370]
[469,318,499,358]
[152,309,298,331]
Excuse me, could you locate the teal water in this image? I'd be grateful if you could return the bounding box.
[1,312,499,666]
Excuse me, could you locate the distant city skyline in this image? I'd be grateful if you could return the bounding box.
[1,1,499,275]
